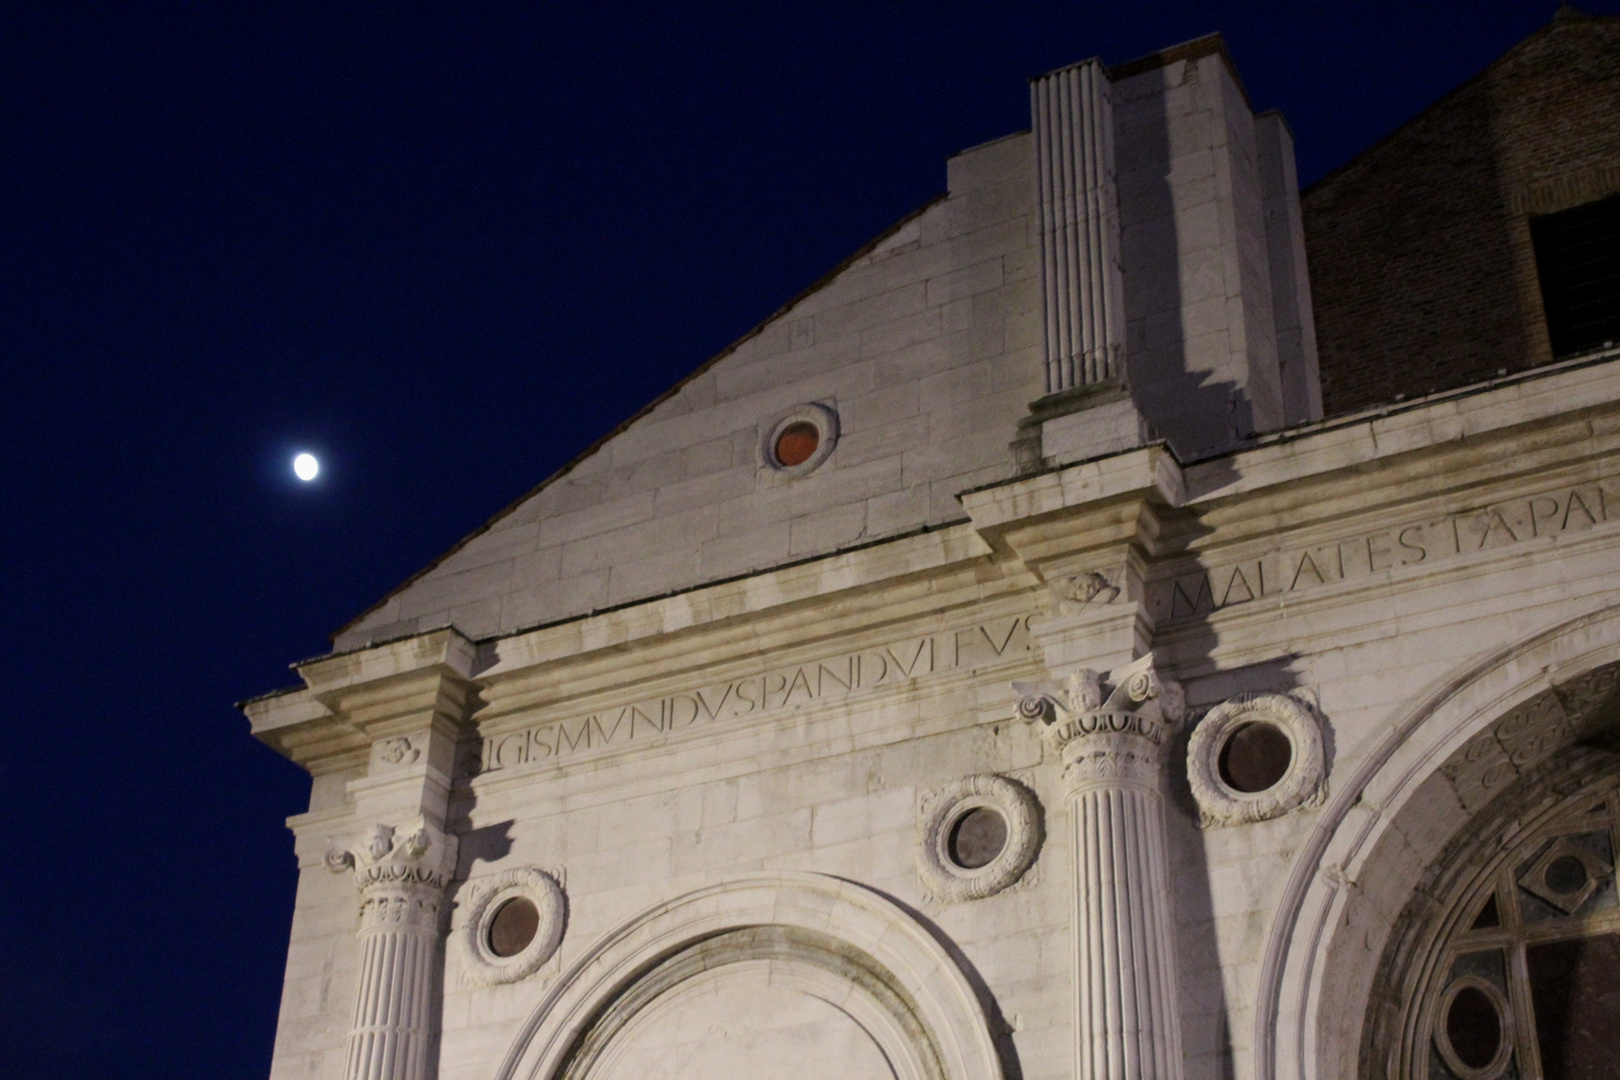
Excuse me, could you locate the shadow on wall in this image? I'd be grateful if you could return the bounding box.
[454,818,516,879]
[863,883,1028,1080]
[1169,611,1313,1079]
[1117,66,1248,461]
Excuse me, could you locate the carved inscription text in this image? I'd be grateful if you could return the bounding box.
[1151,475,1620,624]
[477,616,1034,773]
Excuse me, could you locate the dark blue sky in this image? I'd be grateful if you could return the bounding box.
[0,4,1603,1076]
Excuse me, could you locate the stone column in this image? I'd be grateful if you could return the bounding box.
[326,820,458,1080]
[1031,59,1125,394]
[1018,655,1186,1080]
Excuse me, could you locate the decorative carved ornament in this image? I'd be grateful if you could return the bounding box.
[1050,569,1121,614]
[1186,693,1326,827]
[372,736,420,770]
[1438,662,1619,811]
[325,819,457,932]
[1015,655,1185,792]
[459,866,567,986]
[916,774,1043,902]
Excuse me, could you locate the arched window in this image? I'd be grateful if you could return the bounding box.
[1371,748,1620,1079]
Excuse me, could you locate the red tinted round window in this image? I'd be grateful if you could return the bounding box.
[774,422,820,467]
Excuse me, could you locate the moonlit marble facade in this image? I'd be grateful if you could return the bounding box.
[244,21,1620,1080]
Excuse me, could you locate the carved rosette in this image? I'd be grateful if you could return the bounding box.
[326,821,457,1080]
[1016,654,1187,1080]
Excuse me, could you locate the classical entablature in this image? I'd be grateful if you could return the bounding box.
[245,340,1620,1080]
[242,16,1620,1080]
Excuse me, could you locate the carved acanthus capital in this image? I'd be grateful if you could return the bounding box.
[1015,654,1184,792]
[326,819,457,932]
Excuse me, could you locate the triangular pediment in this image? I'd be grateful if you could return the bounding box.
[335,130,1044,650]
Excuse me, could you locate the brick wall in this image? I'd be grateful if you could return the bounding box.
[1304,12,1620,416]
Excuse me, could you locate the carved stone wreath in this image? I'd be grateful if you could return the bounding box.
[459,866,567,986]
[1187,693,1326,827]
[917,774,1043,901]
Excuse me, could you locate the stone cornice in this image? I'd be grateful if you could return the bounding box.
[480,520,996,679]
[295,627,478,705]
[243,686,362,775]
[244,356,1620,779]
[1181,348,1620,506]
[246,531,1027,774]
[477,555,1032,724]
[960,444,1185,537]
[244,627,479,774]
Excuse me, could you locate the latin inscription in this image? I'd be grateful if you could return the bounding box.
[477,616,1033,773]
[1150,476,1620,624]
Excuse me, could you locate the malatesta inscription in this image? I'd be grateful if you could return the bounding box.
[478,616,1034,773]
[1151,475,1619,623]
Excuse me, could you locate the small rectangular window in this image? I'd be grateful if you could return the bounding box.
[1531,193,1620,358]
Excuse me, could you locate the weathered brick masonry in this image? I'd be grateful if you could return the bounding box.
[1304,10,1620,415]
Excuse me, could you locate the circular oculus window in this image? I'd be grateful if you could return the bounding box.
[488,896,541,958]
[760,404,838,476]
[947,806,1009,869]
[774,422,820,467]
[460,867,566,986]
[1434,975,1513,1080]
[1188,693,1326,828]
[1217,721,1294,793]
[918,775,1042,901]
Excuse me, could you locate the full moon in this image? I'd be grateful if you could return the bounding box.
[293,453,320,482]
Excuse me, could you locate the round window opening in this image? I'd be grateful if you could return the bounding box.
[773,422,820,468]
[1444,984,1504,1071]
[488,896,540,958]
[1544,853,1589,894]
[1218,722,1293,794]
[948,806,1009,869]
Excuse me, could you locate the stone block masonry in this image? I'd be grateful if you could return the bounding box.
[1305,12,1620,414]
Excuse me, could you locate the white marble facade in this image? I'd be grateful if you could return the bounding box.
[244,33,1620,1080]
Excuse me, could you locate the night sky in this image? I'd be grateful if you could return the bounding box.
[1,4,1606,1076]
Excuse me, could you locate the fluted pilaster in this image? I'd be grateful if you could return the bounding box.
[1031,59,1125,395]
[1018,656,1186,1080]
[327,821,457,1080]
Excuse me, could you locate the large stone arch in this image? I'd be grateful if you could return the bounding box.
[1358,743,1620,1078]
[1255,603,1620,1080]
[492,871,1005,1080]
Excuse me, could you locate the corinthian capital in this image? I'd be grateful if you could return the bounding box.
[325,819,458,924]
[1015,654,1184,791]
